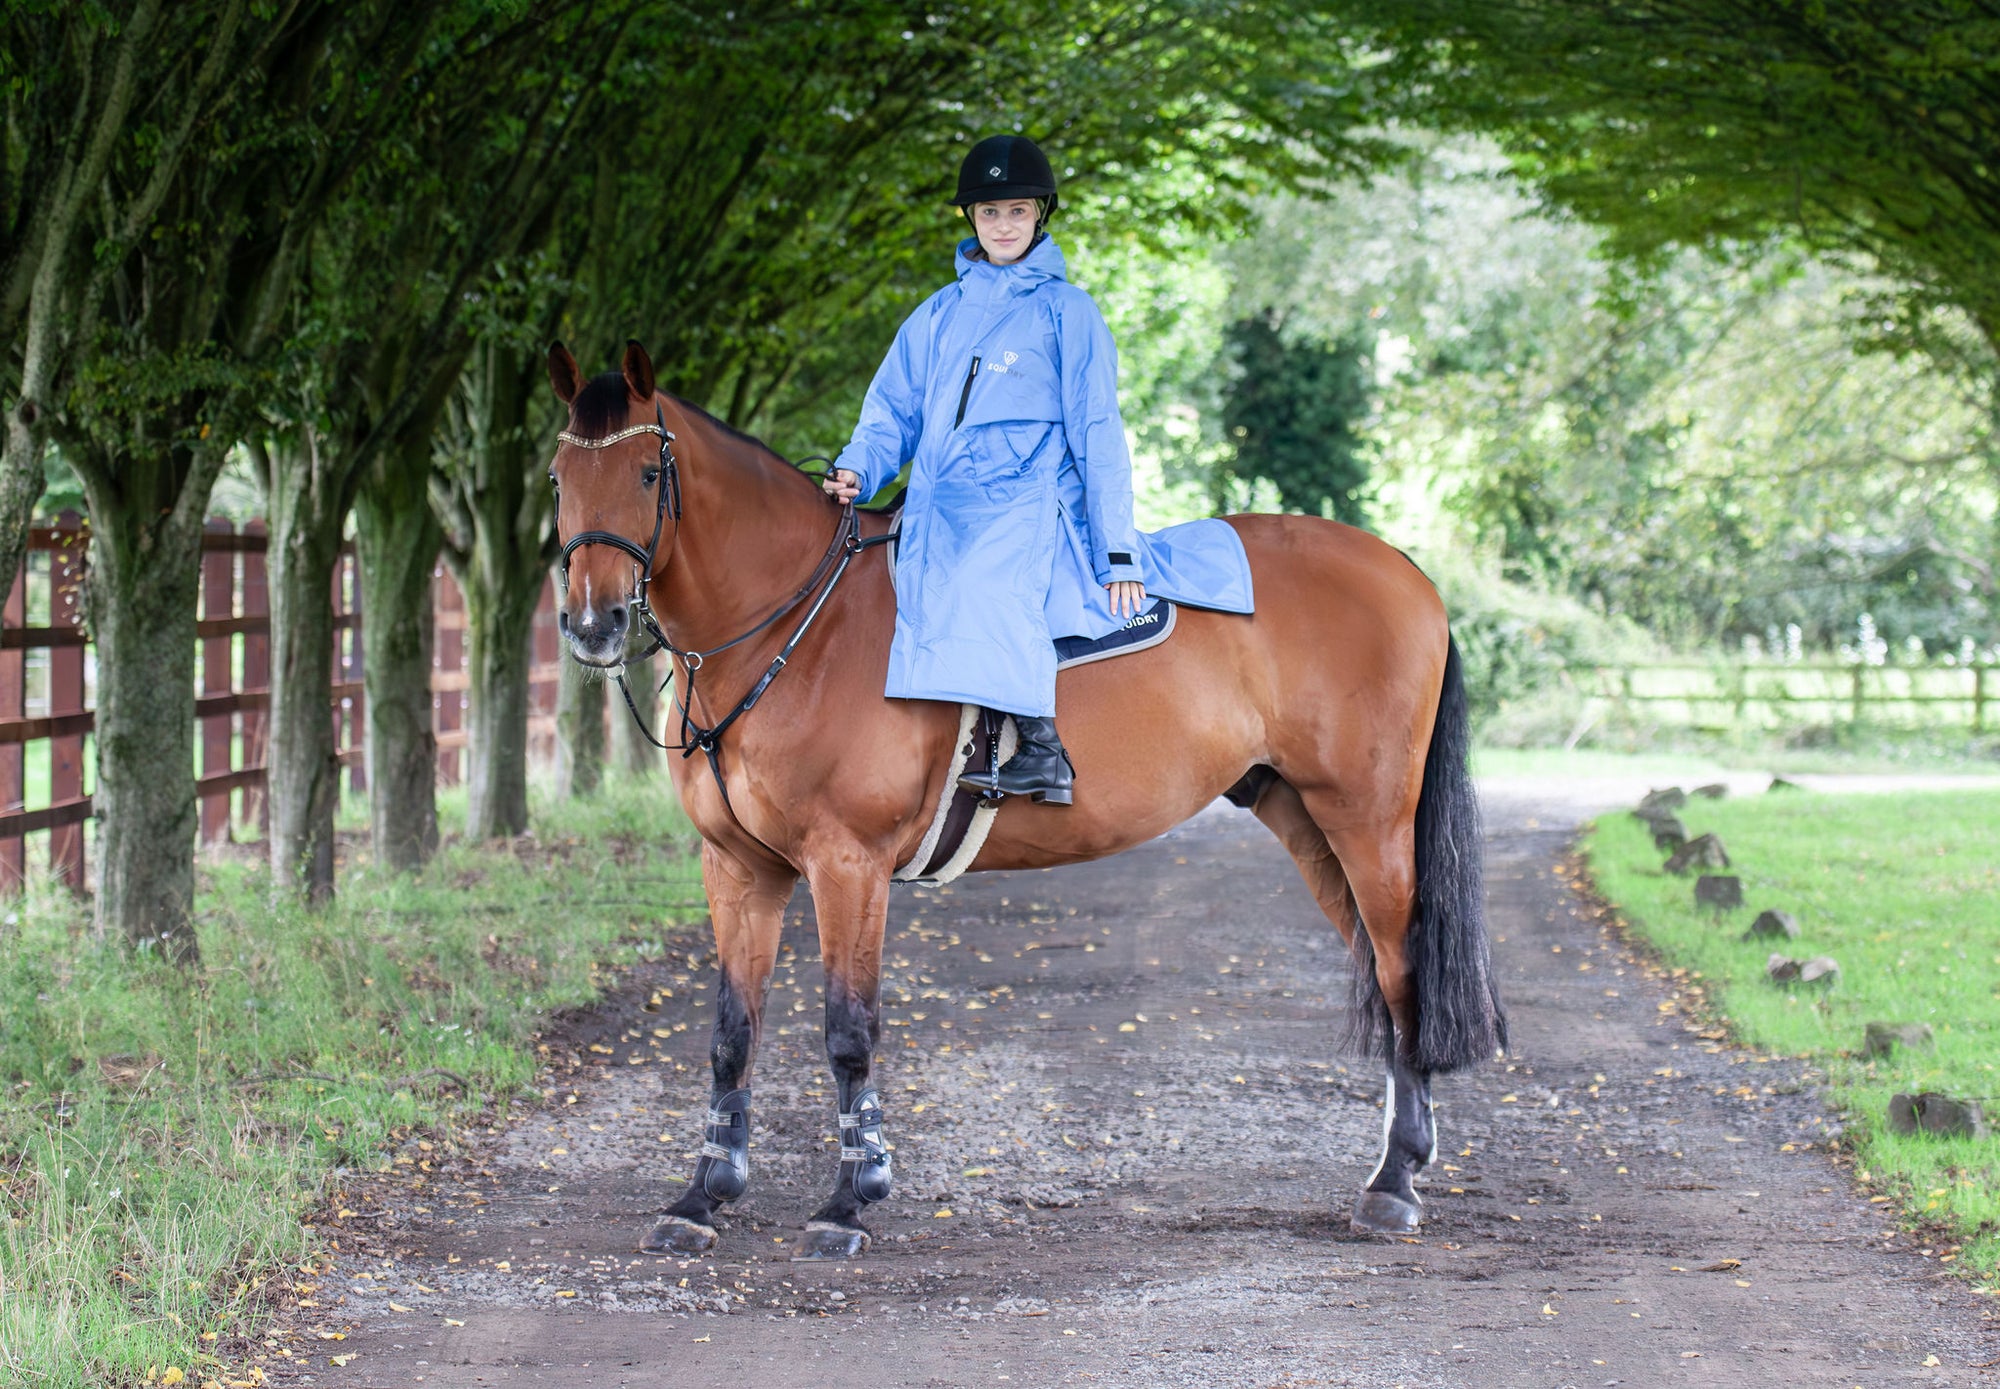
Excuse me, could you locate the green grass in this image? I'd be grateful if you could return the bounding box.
[1583,788,2000,1280]
[0,775,703,1387]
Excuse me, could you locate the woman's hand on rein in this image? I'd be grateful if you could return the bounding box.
[1107,579,1147,620]
[822,468,861,502]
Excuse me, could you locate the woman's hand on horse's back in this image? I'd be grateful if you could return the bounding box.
[1107,580,1147,619]
[822,468,861,502]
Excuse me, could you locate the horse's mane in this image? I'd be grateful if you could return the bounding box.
[570,372,797,473]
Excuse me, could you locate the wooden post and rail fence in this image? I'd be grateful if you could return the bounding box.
[0,513,568,894]
[1569,661,1993,733]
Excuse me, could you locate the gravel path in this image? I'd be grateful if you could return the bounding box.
[310,780,1999,1387]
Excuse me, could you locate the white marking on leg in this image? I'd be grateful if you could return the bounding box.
[1426,1092,1439,1166]
[1364,1068,1397,1189]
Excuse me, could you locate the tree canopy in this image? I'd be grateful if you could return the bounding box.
[1331,0,2000,368]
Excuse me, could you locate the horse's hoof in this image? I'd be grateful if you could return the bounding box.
[1350,1189,1423,1236]
[791,1220,871,1261]
[639,1214,717,1255]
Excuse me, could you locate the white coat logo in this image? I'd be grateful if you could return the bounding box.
[988,165,1002,176]
[988,350,1019,374]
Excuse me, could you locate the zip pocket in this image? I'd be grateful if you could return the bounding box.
[953,355,981,428]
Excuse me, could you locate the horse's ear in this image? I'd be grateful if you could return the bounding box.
[548,341,583,405]
[622,339,656,402]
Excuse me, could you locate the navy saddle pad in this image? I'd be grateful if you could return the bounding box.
[1053,599,1176,670]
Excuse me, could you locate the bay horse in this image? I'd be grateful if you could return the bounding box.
[545,340,1504,1260]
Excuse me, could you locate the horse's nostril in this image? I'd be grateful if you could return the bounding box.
[605,603,628,629]
[558,610,572,635]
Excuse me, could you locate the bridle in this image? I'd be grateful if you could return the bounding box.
[555,402,682,589]
[551,402,891,832]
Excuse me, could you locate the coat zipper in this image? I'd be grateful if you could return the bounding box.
[953,355,981,428]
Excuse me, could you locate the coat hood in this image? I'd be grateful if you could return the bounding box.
[955,233,1068,291]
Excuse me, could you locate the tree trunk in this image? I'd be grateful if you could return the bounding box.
[0,418,49,604]
[610,650,663,777]
[261,435,348,901]
[355,453,442,872]
[556,651,605,798]
[433,343,557,841]
[85,495,204,963]
[461,568,541,838]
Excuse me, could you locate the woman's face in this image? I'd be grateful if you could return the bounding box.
[969,199,1038,265]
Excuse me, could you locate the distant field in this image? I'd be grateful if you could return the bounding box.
[1583,788,2000,1280]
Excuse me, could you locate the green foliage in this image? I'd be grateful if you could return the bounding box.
[1337,1,2000,359]
[1412,544,1662,739]
[1199,141,2000,654]
[1585,789,2000,1278]
[0,777,702,1385]
[1218,310,1374,524]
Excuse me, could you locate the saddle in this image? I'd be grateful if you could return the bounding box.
[883,521,1179,888]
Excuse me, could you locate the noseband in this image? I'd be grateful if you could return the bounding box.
[555,402,682,586]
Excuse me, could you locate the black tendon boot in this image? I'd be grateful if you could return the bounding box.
[960,714,1074,805]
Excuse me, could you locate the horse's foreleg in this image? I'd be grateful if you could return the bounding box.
[640,842,794,1256]
[1320,817,1437,1237]
[795,859,893,1260]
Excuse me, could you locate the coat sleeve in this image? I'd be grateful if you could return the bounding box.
[832,297,935,500]
[1055,291,1145,587]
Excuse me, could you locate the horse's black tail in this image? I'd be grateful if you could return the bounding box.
[1346,633,1507,1073]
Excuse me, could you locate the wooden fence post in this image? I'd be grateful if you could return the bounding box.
[48,513,87,888]
[240,521,270,835]
[332,544,366,795]
[435,564,464,787]
[199,517,236,844]
[1,545,24,889]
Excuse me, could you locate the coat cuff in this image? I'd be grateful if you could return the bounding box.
[1097,555,1144,586]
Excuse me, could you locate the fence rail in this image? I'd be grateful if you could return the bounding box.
[1,514,566,893]
[1575,661,1993,732]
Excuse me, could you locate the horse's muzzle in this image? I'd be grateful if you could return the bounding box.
[560,600,629,667]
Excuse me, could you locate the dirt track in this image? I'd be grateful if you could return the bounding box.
[313,781,1998,1388]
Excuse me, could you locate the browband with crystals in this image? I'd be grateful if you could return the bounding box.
[556,421,673,449]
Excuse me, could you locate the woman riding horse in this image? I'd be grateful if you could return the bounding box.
[545,135,1504,1263]
[822,134,1253,805]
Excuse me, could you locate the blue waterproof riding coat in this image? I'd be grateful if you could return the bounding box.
[833,235,1254,716]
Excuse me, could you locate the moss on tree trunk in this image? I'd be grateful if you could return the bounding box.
[85,496,204,963]
[556,651,605,798]
[262,440,346,901]
[461,569,541,839]
[356,465,442,872]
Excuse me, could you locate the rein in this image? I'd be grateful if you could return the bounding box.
[554,408,893,831]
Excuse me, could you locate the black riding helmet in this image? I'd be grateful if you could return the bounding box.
[953,134,1059,221]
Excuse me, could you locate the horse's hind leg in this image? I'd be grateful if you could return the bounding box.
[1248,774,1359,949]
[1251,778,1436,1235]
[1318,819,1439,1237]
[640,842,794,1256]
[794,858,894,1261]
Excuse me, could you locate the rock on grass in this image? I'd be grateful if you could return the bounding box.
[1743,910,1800,941]
[1863,1022,1935,1058]
[1667,834,1731,876]
[1887,1092,1990,1140]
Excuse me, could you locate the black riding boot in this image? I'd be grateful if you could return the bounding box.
[961,714,1074,805]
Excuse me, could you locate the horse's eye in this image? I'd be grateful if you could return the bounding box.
[547,472,558,488]
[642,468,661,487]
